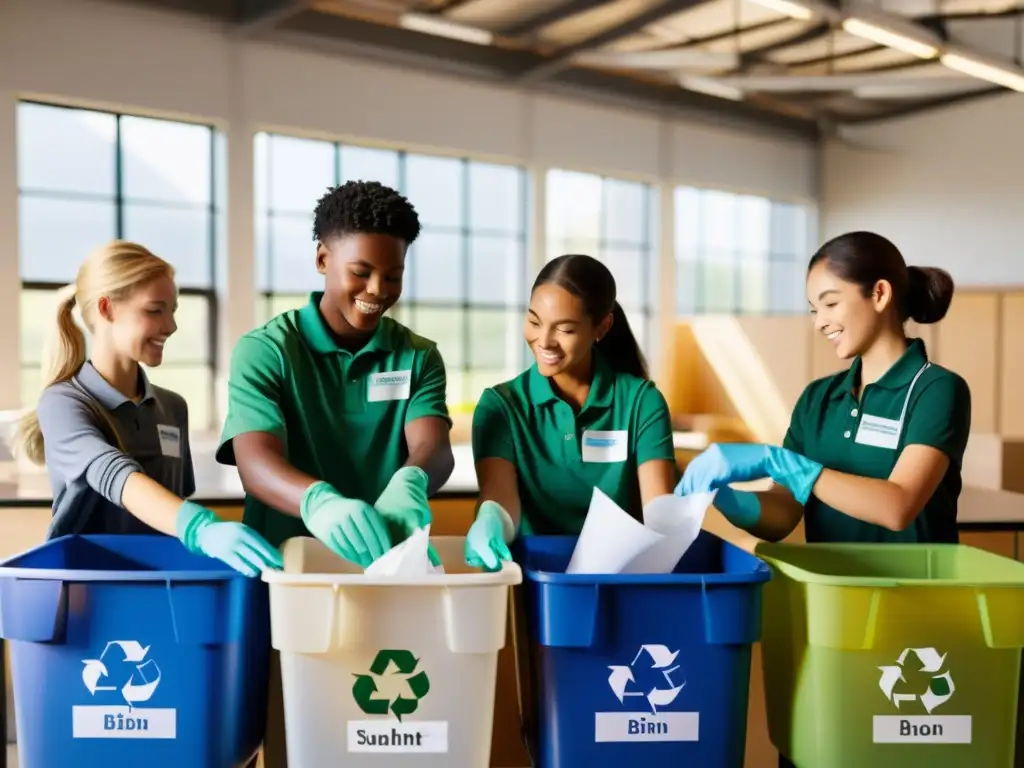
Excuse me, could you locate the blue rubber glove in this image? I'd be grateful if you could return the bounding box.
[677,443,823,504]
[465,501,515,572]
[300,482,391,567]
[176,501,283,577]
[374,466,440,566]
[710,486,763,530]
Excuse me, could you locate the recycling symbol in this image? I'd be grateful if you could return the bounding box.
[352,650,430,721]
[81,640,162,710]
[878,647,955,714]
[607,644,686,714]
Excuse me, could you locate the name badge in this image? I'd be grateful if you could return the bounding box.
[368,370,412,402]
[854,414,901,450]
[157,424,181,458]
[581,430,628,463]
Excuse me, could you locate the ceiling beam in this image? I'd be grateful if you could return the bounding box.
[844,85,1004,123]
[233,0,311,36]
[740,21,831,66]
[499,0,618,37]
[513,0,709,84]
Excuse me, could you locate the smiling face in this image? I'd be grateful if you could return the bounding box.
[317,232,406,336]
[98,274,178,367]
[807,258,894,360]
[525,283,611,378]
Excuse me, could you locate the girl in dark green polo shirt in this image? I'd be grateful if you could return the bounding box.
[465,254,678,570]
[677,231,971,549]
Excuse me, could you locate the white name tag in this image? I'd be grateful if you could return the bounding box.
[581,430,628,463]
[156,424,181,458]
[854,414,902,450]
[368,370,412,402]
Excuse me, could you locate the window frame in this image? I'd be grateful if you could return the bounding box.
[16,100,220,428]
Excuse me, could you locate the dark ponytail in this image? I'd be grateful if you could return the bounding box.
[532,254,649,379]
[809,231,954,324]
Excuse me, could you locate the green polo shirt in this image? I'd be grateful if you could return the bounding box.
[216,292,451,547]
[785,338,971,544]
[472,353,676,535]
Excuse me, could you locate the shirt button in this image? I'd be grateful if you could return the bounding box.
[851,408,858,417]
[844,430,851,438]
[565,434,572,441]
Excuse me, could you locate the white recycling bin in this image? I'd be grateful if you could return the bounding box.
[263,534,522,768]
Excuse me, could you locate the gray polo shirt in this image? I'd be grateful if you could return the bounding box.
[36,361,195,539]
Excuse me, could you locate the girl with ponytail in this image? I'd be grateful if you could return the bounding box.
[464,253,678,569]
[678,232,972,572]
[15,240,280,577]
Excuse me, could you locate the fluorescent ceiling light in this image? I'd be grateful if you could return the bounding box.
[841,17,938,59]
[746,0,815,20]
[941,51,1024,92]
[399,12,493,46]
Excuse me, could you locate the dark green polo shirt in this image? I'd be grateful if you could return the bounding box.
[785,338,971,544]
[216,292,451,547]
[472,353,676,535]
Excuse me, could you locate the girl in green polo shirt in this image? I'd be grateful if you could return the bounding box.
[465,254,678,570]
[677,231,971,548]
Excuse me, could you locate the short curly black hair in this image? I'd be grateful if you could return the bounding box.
[312,180,421,246]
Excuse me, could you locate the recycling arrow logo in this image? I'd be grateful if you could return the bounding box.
[878,647,955,714]
[81,640,162,710]
[607,644,686,714]
[352,650,430,721]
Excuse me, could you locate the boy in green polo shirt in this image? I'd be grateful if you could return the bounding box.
[216,180,454,565]
[677,231,971,553]
[464,254,678,570]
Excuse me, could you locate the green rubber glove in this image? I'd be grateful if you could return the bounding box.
[176,500,283,577]
[464,501,515,572]
[300,482,392,567]
[374,466,440,566]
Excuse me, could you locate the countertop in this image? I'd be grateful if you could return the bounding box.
[0,431,710,506]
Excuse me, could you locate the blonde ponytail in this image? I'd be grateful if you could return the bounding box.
[14,240,174,466]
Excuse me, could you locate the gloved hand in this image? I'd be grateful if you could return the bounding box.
[374,466,440,566]
[676,443,823,504]
[176,500,283,577]
[465,501,515,572]
[710,486,763,530]
[300,482,391,567]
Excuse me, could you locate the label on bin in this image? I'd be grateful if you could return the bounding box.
[873,716,971,744]
[347,721,448,752]
[73,706,177,739]
[595,712,699,742]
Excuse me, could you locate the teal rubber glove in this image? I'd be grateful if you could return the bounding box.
[711,486,763,530]
[300,482,391,567]
[465,501,515,572]
[176,500,283,577]
[676,443,823,504]
[374,466,440,566]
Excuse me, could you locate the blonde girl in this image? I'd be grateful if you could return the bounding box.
[15,240,281,577]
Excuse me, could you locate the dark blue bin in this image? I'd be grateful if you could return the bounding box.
[0,535,271,768]
[518,529,771,768]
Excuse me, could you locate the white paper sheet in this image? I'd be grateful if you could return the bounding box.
[565,488,666,575]
[620,491,716,574]
[364,526,445,577]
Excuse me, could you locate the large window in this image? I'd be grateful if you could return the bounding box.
[545,169,658,357]
[16,102,220,430]
[254,134,530,411]
[674,186,812,315]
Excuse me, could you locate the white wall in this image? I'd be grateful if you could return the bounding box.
[0,0,818,409]
[822,92,1024,285]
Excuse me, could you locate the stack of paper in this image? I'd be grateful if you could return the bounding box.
[565,488,715,575]
[364,525,445,576]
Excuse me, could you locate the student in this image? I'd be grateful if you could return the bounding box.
[465,253,678,570]
[676,230,971,550]
[15,240,281,577]
[215,180,455,567]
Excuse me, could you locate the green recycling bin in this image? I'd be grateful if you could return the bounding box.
[756,542,1024,767]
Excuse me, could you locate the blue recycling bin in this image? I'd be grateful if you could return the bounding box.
[518,530,771,768]
[0,535,271,768]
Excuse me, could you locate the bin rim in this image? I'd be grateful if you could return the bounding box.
[755,541,1024,588]
[261,560,523,588]
[520,564,770,586]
